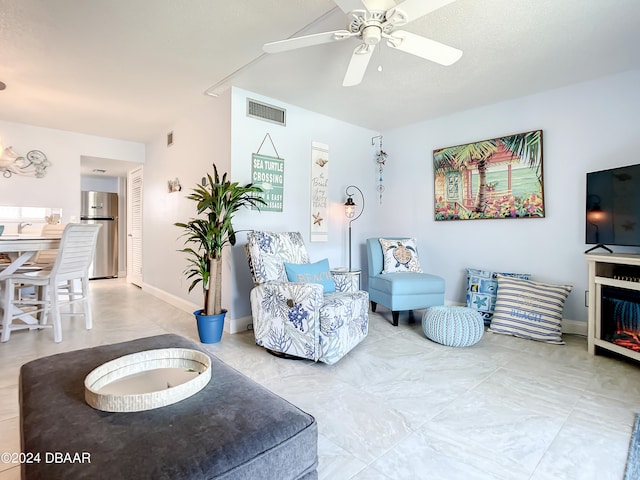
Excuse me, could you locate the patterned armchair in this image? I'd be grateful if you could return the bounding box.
[245,231,369,365]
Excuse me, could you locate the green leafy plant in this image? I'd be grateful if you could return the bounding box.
[175,163,266,315]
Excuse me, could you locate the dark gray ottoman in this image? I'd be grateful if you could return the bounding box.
[20,334,318,479]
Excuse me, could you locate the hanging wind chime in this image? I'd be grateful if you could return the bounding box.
[372,135,388,204]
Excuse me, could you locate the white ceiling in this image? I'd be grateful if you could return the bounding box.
[1,0,639,149]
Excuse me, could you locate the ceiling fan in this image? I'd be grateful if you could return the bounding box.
[263,0,463,87]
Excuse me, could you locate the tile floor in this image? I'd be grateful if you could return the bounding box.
[1,278,639,480]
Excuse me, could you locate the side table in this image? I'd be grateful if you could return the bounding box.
[331,268,361,290]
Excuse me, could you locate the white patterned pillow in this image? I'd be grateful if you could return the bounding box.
[488,275,572,345]
[379,238,423,273]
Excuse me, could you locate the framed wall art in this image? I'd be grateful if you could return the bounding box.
[433,130,544,221]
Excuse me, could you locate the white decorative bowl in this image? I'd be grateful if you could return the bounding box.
[84,348,211,412]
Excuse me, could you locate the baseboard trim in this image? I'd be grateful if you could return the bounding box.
[562,318,587,336]
[140,283,252,335]
[231,315,253,335]
[141,282,199,314]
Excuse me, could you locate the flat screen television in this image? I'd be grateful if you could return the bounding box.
[586,163,640,251]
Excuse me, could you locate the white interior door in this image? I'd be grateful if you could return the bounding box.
[127,166,143,287]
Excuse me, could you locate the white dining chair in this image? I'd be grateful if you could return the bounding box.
[0,223,101,342]
[30,223,66,267]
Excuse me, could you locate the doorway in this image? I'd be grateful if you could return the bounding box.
[80,156,143,283]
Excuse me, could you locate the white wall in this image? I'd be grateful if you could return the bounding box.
[0,120,144,231]
[381,69,640,325]
[142,90,233,315]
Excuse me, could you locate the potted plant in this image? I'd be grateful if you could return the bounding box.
[175,163,266,343]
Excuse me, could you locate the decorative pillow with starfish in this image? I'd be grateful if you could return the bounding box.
[379,238,423,274]
[466,268,531,325]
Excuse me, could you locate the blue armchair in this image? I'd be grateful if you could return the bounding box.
[366,237,445,326]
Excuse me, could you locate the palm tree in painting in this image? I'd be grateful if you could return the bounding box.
[434,130,542,214]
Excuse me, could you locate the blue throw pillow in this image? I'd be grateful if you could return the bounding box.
[284,259,336,293]
[466,268,531,325]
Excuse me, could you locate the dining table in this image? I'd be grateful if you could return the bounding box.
[0,234,61,276]
[0,234,62,334]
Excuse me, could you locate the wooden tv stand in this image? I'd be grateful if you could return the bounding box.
[586,252,640,362]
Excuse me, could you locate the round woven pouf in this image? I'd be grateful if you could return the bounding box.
[422,306,484,347]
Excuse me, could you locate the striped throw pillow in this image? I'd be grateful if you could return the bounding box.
[488,275,572,344]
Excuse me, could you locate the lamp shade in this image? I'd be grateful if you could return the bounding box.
[344,197,356,218]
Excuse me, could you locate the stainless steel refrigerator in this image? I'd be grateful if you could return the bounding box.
[81,191,118,279]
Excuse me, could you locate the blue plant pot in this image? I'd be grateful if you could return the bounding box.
[194,309,226,344]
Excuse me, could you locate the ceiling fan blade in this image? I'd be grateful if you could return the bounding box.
[263,30,353,53]
[387,30,462,65]
[343,44,375,87]
[386,0,455,24]
[333,0,369,14]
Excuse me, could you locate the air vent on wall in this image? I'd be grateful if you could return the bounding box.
[247,99,286,126]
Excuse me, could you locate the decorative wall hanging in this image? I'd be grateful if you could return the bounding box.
[251,133,284,212]
[310,141,329,242]
[433,130,544,221]
[0,146,51,178]
[372,135,388,204]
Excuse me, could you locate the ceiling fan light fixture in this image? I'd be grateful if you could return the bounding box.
[362,25,382,45]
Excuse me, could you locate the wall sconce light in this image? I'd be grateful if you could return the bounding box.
[168,177,182,193]
[344,185,364,271]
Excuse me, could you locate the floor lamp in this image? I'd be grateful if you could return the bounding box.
[344,185,364,272]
